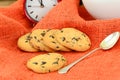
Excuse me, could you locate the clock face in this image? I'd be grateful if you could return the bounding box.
[24,0,60,23]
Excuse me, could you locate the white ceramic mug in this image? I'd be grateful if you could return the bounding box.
[82,0,120,19]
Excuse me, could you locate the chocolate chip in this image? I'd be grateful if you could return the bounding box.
[40,38,43,41]
[25,40,29,43]
[37,40,40,42]
[82,33,86,37]
[41,61,47,65]
[26,35,32,41]
[60,30,64,33]
[53,61,58,64]
[32,62,38,65]
[61,37,66,41]
[52,58,60,64]
[52,41,56,44]
[72,37,80,41]
[34,36,37,39]
[56,46,59,49]
[41,32,46,37]
[49,35,55,38]
[49,70,51,72]
[61,58,66,62]
[88,44,91,46]
[56,58,60,61]
[43,31,46,33]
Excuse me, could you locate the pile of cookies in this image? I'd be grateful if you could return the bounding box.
[17,28,91,52]
[17,28,91,73]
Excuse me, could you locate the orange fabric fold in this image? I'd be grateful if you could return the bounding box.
[0,0,120,80]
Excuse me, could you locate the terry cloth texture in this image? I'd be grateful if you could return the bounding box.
[0,0,120,80]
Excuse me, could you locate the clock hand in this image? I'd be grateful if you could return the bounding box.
[38,0,44,8]
[41,0,44,6]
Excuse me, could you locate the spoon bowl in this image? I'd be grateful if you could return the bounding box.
[100,32,120,50]
[58,32,120,74]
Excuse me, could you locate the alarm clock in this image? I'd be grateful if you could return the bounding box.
[24,0,61,23]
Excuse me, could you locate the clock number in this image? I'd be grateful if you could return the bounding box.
[30,11,34,14]
[53,4,56,6]
[35,15,38,19]
[28,5,31,7]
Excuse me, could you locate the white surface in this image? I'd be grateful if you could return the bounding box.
[82,0,120,19]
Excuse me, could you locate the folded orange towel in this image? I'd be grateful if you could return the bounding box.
[0,0,120,80]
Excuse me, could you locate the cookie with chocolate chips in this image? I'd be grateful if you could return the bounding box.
[17,33,39,52]
[29,29,54,52]
[27,53,67,73]
[43,29,71,51]
[55,28,91,51]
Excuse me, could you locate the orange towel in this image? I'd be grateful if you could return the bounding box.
[0,0,120,80]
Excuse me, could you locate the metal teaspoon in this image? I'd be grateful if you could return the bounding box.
[58,32,120,74]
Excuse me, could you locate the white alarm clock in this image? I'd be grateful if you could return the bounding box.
[24,0,61,23]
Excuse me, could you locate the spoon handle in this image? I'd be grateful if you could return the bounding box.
[58,47,101,74]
